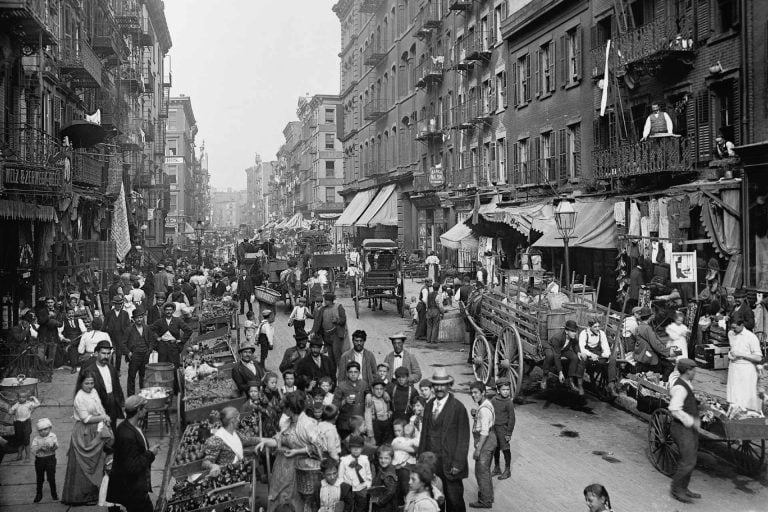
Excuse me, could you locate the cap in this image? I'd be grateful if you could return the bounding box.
[495,377,511,388]
[371,378,387,388]
[346,361,361,372]
[564,320,579,332]
[124,395,147,413]
[347,435,364,448]
[112,295,123,304]
[294,331,309,341]
[638,307,653,319]
[36,418,52,430]
[94,340,112,352]
[323,292,336,301]
[388,332,407,341]
[155,291,167,298]
[676,358,697,372]
[261,309,272,317]
[157,263,165,269]
[132,307,146,319]
[377,362,390,370]
[238,342,257,353]
[631,306,643,315]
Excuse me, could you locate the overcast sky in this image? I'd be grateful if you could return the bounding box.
[163,0,341,190]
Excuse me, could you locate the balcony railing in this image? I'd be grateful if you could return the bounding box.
[449,103,473,130]
[415,57,445,88]
[593,135,693,179]
[413,170,446,192]
[415,1,442,37]
[359,0,385,13]
[415,118,443,141]
[59,39,103,88]
[363,42,387,66]
[72,149,105,189]
[448,0,473,11]
[363,98,388,120]
[453,165,478,187]
[458,29,491,65]
[0,122,61,169]
[118,60,144,93]
[0,0,58,45]
[115,0,141,31]
[468,96,495,123]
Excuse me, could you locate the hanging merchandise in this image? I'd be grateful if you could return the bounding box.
[614,201,626,226]
[648,198,659,232]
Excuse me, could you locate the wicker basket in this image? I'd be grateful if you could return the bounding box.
[295,457,322,495]
[254,286,281,305]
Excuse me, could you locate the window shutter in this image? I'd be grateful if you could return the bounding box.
[524,53,531,102]
[695,89,711,163]
[696,0,710,42]
[548,42,556,92]
[489,80,496,112]
[489,142,497,183]
[558,128,567,182]
[489,8,496,45]
[559,34,567,88]
[731,78,741,145]
[511,62,519,107]
[532,136,541,181]
[574,26,583,80]
[512,142,519,184]
[501,70,508,108]
[534,49,541,98]
[573,125,581,178]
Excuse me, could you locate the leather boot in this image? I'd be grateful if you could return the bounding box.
[499,468,511,480]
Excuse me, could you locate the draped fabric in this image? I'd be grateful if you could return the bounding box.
[533,199,617,249]
[699,190,741,257]
[0,199,57,222]
[440,221,478,250]
[112,183,131,262]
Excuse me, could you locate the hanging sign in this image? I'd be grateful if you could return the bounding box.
[428,166,444,187]
[671,251,697,283]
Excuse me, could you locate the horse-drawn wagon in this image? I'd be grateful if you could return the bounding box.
[352,239,405,319]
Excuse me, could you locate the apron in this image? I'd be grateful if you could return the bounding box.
[214,427,244,462]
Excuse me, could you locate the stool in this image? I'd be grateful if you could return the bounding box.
[140,401,172,435]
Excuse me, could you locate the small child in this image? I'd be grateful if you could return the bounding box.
[288,296,312,336]
[340,435,372,511]
[665,310,690,359]
[491,378,516,480]
[30,418,58,502]
[243,311,258,344]
[10,391,40,461]
[416,452,445,507]
[281,369,296,395]
[408,297,419,326]
[376,363,390,386]
[257,309,275,365]
[418,379,434,402]
[370,444,398,512]
[365,379,392,445]
[409,396,426,439]
[315,458,352,512]
[260,373,282,436]
[241,382,262,417]
[319,376,335,405]
[391,420,419,468]
[387,367,418,423]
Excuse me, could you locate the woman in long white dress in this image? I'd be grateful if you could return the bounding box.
[727,317,763,411]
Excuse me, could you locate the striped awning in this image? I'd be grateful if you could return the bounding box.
[0,199,57,222]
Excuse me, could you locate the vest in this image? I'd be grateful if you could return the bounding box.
[62,319,81,340]
[649,113,668,135]
[427,290,439,310]
[674,378,698,422]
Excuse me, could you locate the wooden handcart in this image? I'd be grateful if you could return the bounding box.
[353,239,405,319]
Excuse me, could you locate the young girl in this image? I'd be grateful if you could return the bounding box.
[665,310,690,359]
[10,391,40,461]
[409,397,426,439]
[288,296,312,336]
[259,373,282,436]
[243,311,258,344]
[241,382,262,417]
[583,483,614,512]
[31,418,58,502]
[281,369,296,395]
[408,297,419,327]
[371,444,398,512]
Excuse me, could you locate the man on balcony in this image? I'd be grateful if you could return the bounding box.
[641,101,674,141]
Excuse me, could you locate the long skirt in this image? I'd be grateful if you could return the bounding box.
[61,421,107,505]
[267,454,304,512]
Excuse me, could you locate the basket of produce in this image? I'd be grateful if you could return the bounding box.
[167,461,254,510]
[0,375,39,398]
[166,496,250,512]
[253,286,280,305]
[139,387,171,409]
[295,457,322,495]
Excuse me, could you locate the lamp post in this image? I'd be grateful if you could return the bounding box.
[195,219,204,269]
[554,199,577,287]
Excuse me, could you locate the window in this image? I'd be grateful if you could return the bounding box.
[541,132,553,180]
[166,173,177,184]
[324,133,335,150]
[567,123,581,180]
[324,108,335,123]
[169,193,177,212]
[325,160,336,177]
[495,71,507,109]
[714,79,738,144]
[563,26,582,86]
[496,138,506,184]
[716,0,738,33]
[494,2,506,43]
[512,54,531,106]
[167,140,177,155]
[537,41,554,96]
[513,138,529,184]
[325,187,336,203]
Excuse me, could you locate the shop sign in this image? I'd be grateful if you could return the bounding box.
[165,156,184,165]
[428,166,444,187]
[165,216,178,228]
[671,251,697,283]
[2,163,62,188]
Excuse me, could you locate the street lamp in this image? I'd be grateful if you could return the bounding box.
[554,198,577,287]
[195,219,204,268]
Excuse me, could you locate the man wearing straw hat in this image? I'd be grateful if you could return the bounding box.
[232,341,265,396]
[419,368,470,512]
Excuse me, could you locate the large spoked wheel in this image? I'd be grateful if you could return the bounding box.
[494,326,524,397]
[472,333,493,384]
[647,408,679,476]
[728,439,766,477]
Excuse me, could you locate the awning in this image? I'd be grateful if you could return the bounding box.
[532,199,616,249]
[440,221,478,250]
[318,213,341,220]
[335,189,377,227]
[283,212,304,230]
[0,199,57,222]
[60,119,106,148]
[483,202,554,236]
[356,184,398,227]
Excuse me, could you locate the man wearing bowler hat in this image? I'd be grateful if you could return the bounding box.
[296,335,336,388]
[633,306,674,379]
[149,303,193,390]
[126,308,153,396]
[668,358,702,503]
[541,319,582,393]
[384,332,422,384]
[80,340,125,430]
[147,292,166,325]
[279,331,310,374]
[103,295,132,375]
[418,368,470,512]
[730,288,755,331]
[232,341,264,396]
[311,292,349,367]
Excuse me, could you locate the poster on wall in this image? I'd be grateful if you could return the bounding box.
[671,251,697,283]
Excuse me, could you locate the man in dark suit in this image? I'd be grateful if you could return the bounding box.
[36,297,62,365]
[210,274,227,299]
[296,336,336,388]
[231,342,265,396]
[310,292,349,367]
[103,295,131,374]
[279,331,310,374]
[419,368,470,512]
[540,320,581,392]
[147,292,165,325]
[126,308,153,397]
[383,333,422,384]
[731,288,755,331]
[141,271,155,306]
[149,303,192,368]
[236,269,254,314]
[107,395,159,512]
[81,340,125,429]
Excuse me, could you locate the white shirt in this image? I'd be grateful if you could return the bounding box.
[59,318,86,339]
[642,112,674,139]
[339,453,372,492]
[432,395,448,418]
[259,321,274,348]
[392,351,404,372]
[578,329,611,358]
[128,288,146,305]
[354,350,364,367]
[79,331,111,354]
[96,363,113,394]
[420,287,429,306]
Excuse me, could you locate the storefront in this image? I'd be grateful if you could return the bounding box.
[736,141,768,290]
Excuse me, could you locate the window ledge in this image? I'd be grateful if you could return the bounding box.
[565,80,581,90]
[516,102,529,110]
[539,92,553,101]
[707,29,739,46]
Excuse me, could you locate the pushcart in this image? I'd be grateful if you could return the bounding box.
[352,239,405,319]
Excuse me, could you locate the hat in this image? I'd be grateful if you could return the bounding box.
[631,306,643,315]
[238,342,257,353]
[469,381,485,393]
[94,340,112,352]
[112,295,123,304]
[157,263,165,269]
[36,418,52,430]
[323,292,336,301]
[309,336,324,347]
[124,395,147,413]
[564,320,579,332]
[132,307,146,319]
[734,288,748,299]
[371,378,386,388]
[377,362,390,370]
[166,265,173,271]
[294,331,309,341]
[705,258,720,281]
[346,361,361,371]
[347,435,364,448]
[428,368,454,385]
[638,307,653,319]
[261,309,272,317]
[388,332,407,341]
[246,380,261,389]
[676,358,697,372]
[495,378,511,388]
[155,291,166,298]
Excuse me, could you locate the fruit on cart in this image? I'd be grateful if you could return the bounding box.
[185,376,238,400]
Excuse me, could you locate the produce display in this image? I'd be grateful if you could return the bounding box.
[200,300,238,322]
[168,461,254,506]
[185,376,238,401]
[165,495,249,512]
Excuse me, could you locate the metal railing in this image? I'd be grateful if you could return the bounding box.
[416,118,443,141]
[72,149,105,188]
[593,135,693,179]
[449,103,472,129]
[453,165,478,186]
[0,122,61,167]
[363,42,388,66]
[415,57,445,88]
[458,29,491,64]
[58,39,103,88]
[0,0,58,44]
[415,1,442,31]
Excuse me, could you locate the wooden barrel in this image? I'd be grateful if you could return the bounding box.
[144,363,175,390]
[438,307,465,343]
[547,309,572,341]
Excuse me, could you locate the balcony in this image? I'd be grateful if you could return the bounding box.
[72,149,105,189]
[448,0,473,11]
[415,57,444,88]
[363,42,387,66]
[468,96,495,124]
[449,103,473,130]
[142,61,155,93]
[415,1,442,38]
[610,17,695,76]
[59,40,103,88]
[118,61,144,93]
[0,123,62,189]
[413,170,445,192]
[593,135,693,179]
[0,0,58,45]
[459,29,491,64]
[144,121,155,142]
[115,0,141,31]
[453,165,478,187]
[139,14,154,47]
[359,0,385,13]
[363,98,388,121]
[415,118,443,142]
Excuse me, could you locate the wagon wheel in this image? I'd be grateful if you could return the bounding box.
[471,334,493,385]
[494,326,524,397]
[647,408,679,476]
[728,439,766,477]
